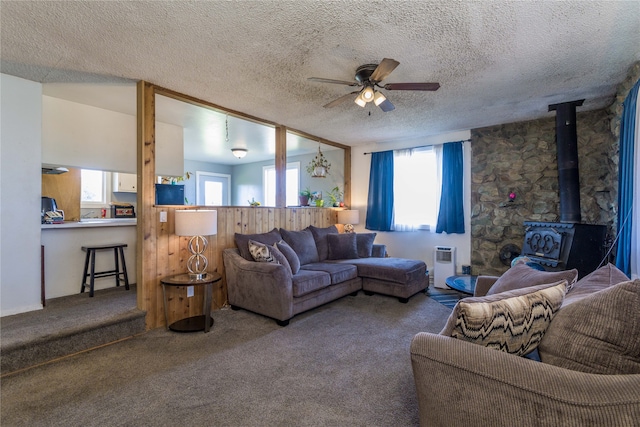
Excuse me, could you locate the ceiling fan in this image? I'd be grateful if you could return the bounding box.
[308,58,440,112]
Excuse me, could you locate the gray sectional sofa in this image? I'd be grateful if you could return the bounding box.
[223,225,429,325]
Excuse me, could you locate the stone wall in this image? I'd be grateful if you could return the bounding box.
[470,108,618,276]
[469,61,640,276]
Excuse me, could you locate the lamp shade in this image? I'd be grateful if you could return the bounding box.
[337,209,360,225]
[175,210,217,236]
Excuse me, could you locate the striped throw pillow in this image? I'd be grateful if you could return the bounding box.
[440,280,567,356]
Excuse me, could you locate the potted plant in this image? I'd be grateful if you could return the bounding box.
[299,187,311,206]
[327,186,344,207]
[160,171,192,184]
[306,147,331,178]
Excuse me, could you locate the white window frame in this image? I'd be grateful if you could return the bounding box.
[263,162,300,207]
[195,171,231,206]
[81,169,109,208]
[392,146,441,232]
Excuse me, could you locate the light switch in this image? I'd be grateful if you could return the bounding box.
[187,286,194,297]
[159,211,167,223]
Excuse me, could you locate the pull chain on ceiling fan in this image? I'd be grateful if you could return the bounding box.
[308,58,440,112]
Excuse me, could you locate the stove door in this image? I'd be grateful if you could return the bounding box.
[523,228,563,260]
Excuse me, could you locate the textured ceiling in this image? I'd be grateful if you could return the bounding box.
[2,1,639,147]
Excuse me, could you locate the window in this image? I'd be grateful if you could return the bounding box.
[393,147,440,231]
[81,169,107,207]
[263,162,300,207]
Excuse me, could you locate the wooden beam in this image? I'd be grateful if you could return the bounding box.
[343,147,352,208]
[275,125,286,208]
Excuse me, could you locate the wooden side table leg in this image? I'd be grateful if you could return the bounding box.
[203,282,213,333]
[162,283,170,331]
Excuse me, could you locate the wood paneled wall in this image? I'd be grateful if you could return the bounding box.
[137,81,349,329]
[42,167,81,221]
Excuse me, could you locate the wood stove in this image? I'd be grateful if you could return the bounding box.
[522,221,607,279]
[519,100,609,279]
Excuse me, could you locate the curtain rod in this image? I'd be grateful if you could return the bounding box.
[363,138,471,155]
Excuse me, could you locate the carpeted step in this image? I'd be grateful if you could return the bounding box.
[1,285,144,374]
[1,308,146,374]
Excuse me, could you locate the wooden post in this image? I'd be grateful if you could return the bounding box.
[137,81,158,329]
[275,125,287,208]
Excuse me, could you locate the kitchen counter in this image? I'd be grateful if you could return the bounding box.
[41,220,137,298]
[42,218,136,229]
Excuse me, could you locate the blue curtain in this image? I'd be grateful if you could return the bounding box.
[436,141,465,234]
[365,150,394,231]
[615,79,639,276]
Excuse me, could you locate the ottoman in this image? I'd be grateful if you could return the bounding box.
[341,257,429,303]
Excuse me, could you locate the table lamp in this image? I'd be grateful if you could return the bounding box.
[337,209,359,233]
[175,209,217,279]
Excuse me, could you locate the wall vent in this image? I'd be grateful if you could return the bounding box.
[434,246,456,289]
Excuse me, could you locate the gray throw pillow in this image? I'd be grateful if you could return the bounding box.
[327,233,359,260]
[309,225,339,261]
[280,228,320,265]
[538,279,640,375]
[235,228,282,261]
[356,233,377,258]
[563,263,629,306]
[486,262,578,295]
[275,240,300,274]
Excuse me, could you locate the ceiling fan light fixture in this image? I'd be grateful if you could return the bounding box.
[374,91,387,106]
[354,92,367,107]
[362,86,374,101]
[231,148,248,159]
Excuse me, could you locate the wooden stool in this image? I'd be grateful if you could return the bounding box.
[81,244,130,297]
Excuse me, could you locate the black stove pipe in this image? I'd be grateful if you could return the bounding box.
[548,99,584,223]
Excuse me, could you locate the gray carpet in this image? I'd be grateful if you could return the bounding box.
[1,292,452,427]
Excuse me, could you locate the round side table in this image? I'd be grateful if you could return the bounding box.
[160,272,221,333]
[445,275,477,295]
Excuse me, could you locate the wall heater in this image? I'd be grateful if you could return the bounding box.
[434,246,456,289]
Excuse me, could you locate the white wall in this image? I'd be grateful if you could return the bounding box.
[1,74,43,316]
[350,130,472,277]
[42,96,183,176]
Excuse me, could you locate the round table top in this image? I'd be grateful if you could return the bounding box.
[445,275,477,295]
[161,272,221,286]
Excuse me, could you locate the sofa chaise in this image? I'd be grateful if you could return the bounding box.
[410,262,640,426]
[223,225,429,325]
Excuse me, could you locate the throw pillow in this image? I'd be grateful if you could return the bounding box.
[355,233,377,258]
[327,233,359,260]
[538,279,640,375]
[275,240,300,274]
[248,240,292,276]
[440,280,567,356]
[563,263,629,306]
[280,228,320,265]
[235,228,282,261]
[309,225,339,261]
[486,262,578,296]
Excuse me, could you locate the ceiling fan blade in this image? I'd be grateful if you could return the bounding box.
[308,77,359,86]
[383,82,440,91]
[370,58,400,82]
[378,98,395,112]
[323,91,360,108]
